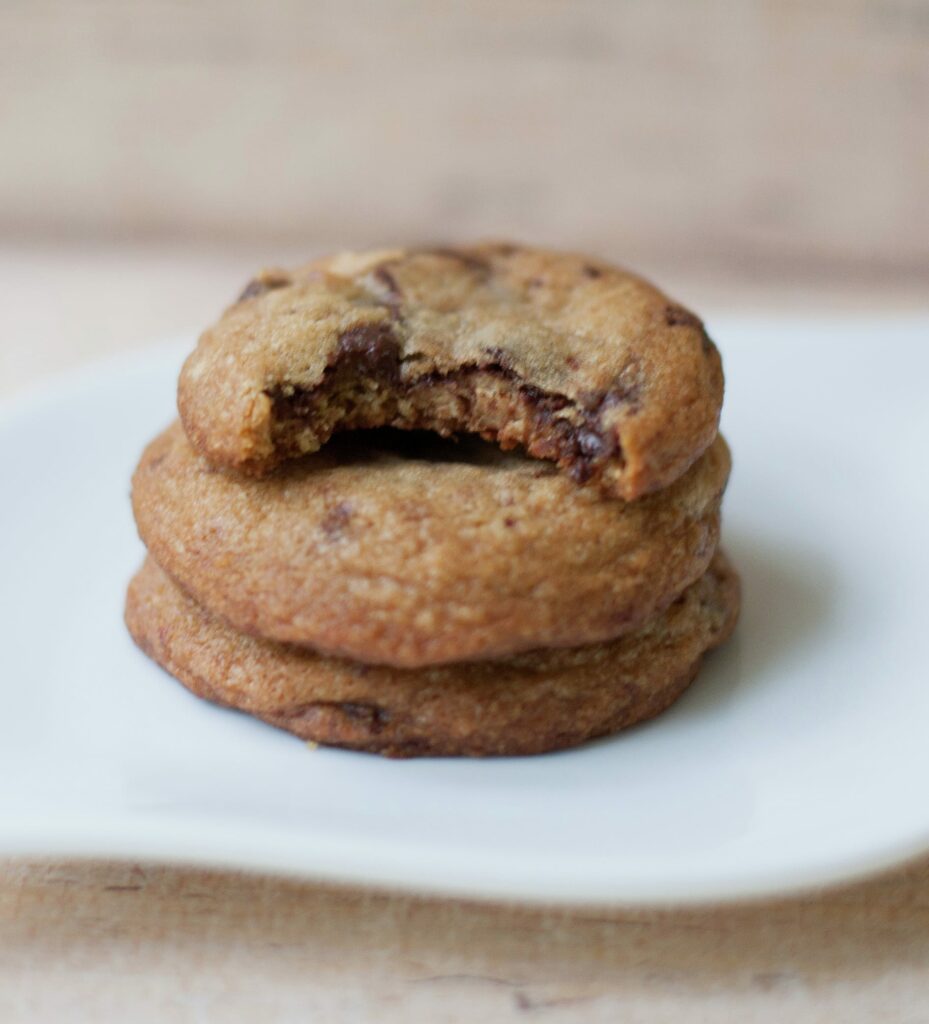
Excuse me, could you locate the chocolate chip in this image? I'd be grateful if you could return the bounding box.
[334,702,391,730]
[419,247,491,275]
[237,273,290,302]
[582,264,603,279]
[268,388,311,422]
[521,383,568,411]
[601,383,640,410]
[664,304,703,330]
[482,346,514,372]
[320,502,353,541]
[565,356,580,370]
[337,323,401,383]
[568,460,595,484]
[288,700,391,734]
[580,385,638,417]
[270,338,631,492]
[372,265,402,303]
[504,517,517,528]
[577,429,608,458]
[582,360,643,414]
[664,305,716,354]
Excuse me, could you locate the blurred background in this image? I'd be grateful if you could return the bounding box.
[2,0,927,394]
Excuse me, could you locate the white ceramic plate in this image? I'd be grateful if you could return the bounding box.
[1,315,927,906]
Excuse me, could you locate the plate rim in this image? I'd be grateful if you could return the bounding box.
[2,810,929,907]
[2,323,929,907]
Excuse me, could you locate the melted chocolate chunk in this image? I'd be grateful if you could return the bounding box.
[601,385,639,409]
[520,383,568,412]
[268,346,626,487]
[336,323,402,382]
[481,345,514,371]
[664,304,703,330]
[372,265,402,304]
[577,429,609,459]
[237,274,291,302]
[593,382,641,416]
[581,361,643,415]
[269,389,311,422]
[267,323,401,423]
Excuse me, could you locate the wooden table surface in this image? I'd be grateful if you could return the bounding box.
[2,247,928,1023]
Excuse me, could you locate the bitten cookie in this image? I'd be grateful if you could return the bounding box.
[178,243,723,500]
[132,423,730,668]
[125,553,741,758]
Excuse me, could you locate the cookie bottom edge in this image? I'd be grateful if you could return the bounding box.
[125,554,740,759]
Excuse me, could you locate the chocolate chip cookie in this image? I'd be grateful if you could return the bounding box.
[132,422,730,668]
[125,553,741,758]
[178,244,723,500]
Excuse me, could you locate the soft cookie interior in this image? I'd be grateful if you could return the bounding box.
[267,323,632,492]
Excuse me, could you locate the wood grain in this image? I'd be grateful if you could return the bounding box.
[1,0,927,282]
[2,3,928,1013]
[1,256,928,1021]
[2,856,929,1022]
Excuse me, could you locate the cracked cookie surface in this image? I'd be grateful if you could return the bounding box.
[178,243,723,499]
[125,553,741,758]
[132,423,730,668]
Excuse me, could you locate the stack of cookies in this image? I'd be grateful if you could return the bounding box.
[126,244,740,757]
